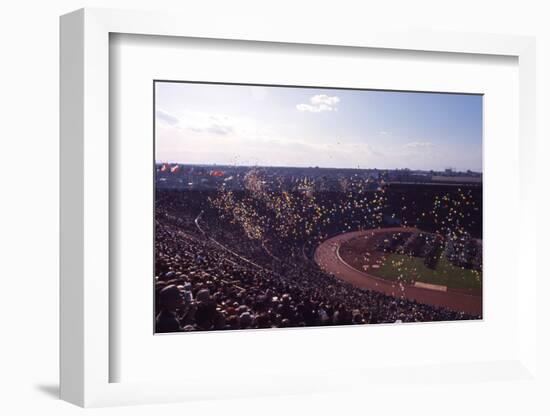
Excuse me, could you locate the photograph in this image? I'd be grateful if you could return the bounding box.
[154,81,483,333]
[3,0,539,412]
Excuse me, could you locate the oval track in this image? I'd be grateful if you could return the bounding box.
[314,228,482,316]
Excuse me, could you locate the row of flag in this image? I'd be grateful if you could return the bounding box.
[158,163,225,177]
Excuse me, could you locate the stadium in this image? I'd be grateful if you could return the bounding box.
[155,164,482,332]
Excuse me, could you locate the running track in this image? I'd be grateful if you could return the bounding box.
[314,228,482,316]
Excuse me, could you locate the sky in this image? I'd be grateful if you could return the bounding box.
[155,82,483,172]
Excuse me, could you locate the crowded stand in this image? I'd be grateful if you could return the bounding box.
[155,170,482,332]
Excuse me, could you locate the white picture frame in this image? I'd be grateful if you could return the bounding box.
[60,7,538,408]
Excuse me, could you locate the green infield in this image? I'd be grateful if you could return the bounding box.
[372,253,482,292]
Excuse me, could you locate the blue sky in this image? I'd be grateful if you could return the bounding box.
[155,82,482,172]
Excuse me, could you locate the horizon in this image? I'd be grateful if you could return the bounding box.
[155,82,483,172]
[154,161,482,174]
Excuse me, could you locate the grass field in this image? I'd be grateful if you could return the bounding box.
[372,253,482,292]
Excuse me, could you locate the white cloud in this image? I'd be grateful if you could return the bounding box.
[188,115,234,135]
[157,110,236,136]
[296,94,340,113]
[156,109,179,125]
[311,94,340,106]
[404,141,434,149]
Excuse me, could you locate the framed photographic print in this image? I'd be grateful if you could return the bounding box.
[153,81,483,334]
[60,7,538,408]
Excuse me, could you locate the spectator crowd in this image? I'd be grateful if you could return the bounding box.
[155,186,480,333]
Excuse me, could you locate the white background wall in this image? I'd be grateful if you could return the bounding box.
[0,1,548,415]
